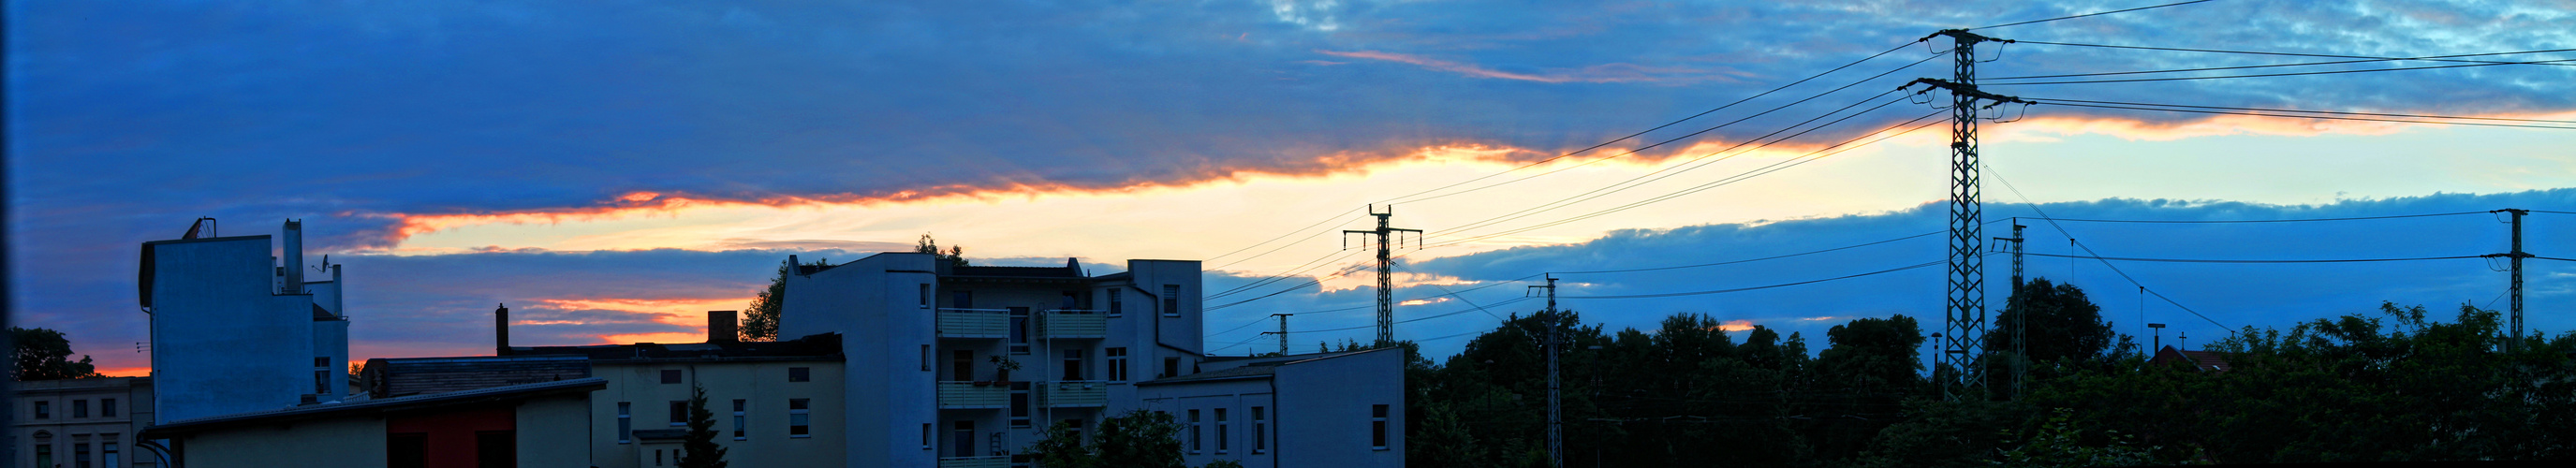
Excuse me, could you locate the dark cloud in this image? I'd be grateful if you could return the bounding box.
[1201,188,2576,360]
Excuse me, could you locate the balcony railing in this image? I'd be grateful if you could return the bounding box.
[1039,380,1108,408]
[1039,309,1107,338]
[936,456,1009,468]
[935,308,1009,338]
[936,381,1008,408]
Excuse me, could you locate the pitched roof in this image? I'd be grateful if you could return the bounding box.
[2152,345,2233,373]
[143,378,606,436]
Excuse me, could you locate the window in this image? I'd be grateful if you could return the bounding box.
[921,344,934,372]
[788,367,811,382]
[951,290,973,309]
[475,431,513,468]
[1067,418,1086,445]
[316,370,331,395]
[34,401,47,419]
[952,350,975,381]
[390,433,429,468]
[922,423,935,450]
[1009,382,1031,428]
[34,445,51,468]
[1163,357,1180,378]
[1061,291,1080,310]
[617,402,633,444]
[1216,408,1229,453]
[1161,285,1181,316]
[655,448,664,466]
[1252,406,1268,453]
[1107,289,1123,316]
[102,434,120,468]
[101,399,116,417]
[1061,349,1084,380]
[316,357,331,367]
[1371,404,1390,449]
[951,420,975,457]
[76,442,90,468]
[920,284,932,308]
[661,369,683,384]
[73,400,88,418]
[1008,307,1031,355]
[670,401,688,426]
[1187,409,1202,454]
[788,399,812,437]
[1105,347,1128,382]
[732,400,747,440]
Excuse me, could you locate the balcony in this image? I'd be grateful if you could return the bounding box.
[935,308,1008,338]
[937,456,1008,468]
[936,381,1008,409]
[1039,380,1108,408]
[1039,310,1106,339]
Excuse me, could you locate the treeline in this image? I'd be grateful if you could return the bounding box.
[1395,278,2576,467]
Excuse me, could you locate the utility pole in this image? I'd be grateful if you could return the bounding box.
[1345,205,1422,346]
[2487,209,2531,351]
[1909,28,2024,401]
[1994,221,2025,400]
[1527,275,1562,468]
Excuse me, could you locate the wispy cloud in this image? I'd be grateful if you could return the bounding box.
[1317,50,1743,84]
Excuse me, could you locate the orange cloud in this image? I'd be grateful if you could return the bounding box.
[1708,319,1757,332]
[1397,297,1452,306]
[1317,50,1743,84]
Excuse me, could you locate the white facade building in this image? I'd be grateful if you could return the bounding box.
[136,219,352,424]
[779,252,1403,468]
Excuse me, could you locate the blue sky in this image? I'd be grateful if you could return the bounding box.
[8,0,2573,373]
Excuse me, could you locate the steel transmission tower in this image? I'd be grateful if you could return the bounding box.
[1345,205,1421,345]
[1909,28,2024,401]
[1528,275,1562,468]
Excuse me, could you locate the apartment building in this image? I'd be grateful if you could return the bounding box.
[359,310,848,467]
[778,252,1400,468]
[11,376,156,468]
[136,219,353,423]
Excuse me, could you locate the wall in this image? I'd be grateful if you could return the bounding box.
[782,252,935,468]
[177,416,384,468]
[12,377,150,468]
[516,392,593,468]
[145,236,316,423]
[1136,377,1276,468]
[1275,349,1406,468]
[588,358,846,468]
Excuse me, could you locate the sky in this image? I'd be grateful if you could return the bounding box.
[8,0,2574,376]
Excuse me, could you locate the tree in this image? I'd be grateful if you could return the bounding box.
[1025,409,1186,468]
[678,384,729,468]
[742,256,829,342]
[1985,278,2123,365]
[11,327,101,381]
[917,233,969,267]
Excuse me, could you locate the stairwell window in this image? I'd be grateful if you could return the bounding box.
[1215,408,1229,454]
[1107,289,1123,316]
[788,398,812,437]
[1371,404,1390,450]
[1252,406,1267,454]
[732,399,747,440]
[1161,285,1180,316]
[1187,409,1202,454]
[617,402,632,443]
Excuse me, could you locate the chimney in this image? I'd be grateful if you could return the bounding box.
[709,310,739,344]
[281,219,305,294]
[495,303,511,355]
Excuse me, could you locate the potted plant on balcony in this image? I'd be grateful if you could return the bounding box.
[989,355,1023,383]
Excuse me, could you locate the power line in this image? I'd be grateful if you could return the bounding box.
[1988,48,2576,80]
[2524,210,2576,215]
[1379,42,1932,205]
[2036,101,2576,130]
[2025,253,2485,264]
[1984,164,2230,330]
[1974,0,2223,30]
[1560,259,1947,300]
[1552,229,1949,274]
[1206,208,1360,269]
[1980,57,2576,86]
[2536,256,2576,262]
[2024,97,2576,124]
[1429,110,1950,249]
[1204,262,1374,311]
[2018,40,2576,62]
[1205,249,1366,300]
[2025,212,2490,224]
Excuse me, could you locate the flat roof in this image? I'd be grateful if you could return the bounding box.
[144,378,606,436]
